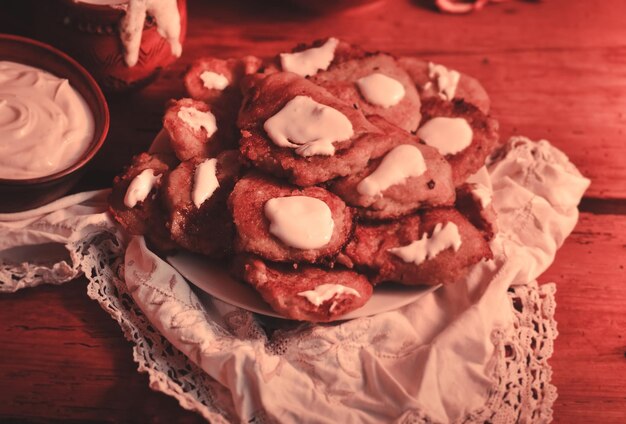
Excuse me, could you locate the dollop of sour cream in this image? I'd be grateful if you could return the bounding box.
[124,169,161,208]
[177,107,217,138]
[357,144,427,197]
[297,284,361,307]
[264,196,334,250]
[192,158,219,208]
[200,71,229,90]
[356,73,406,108]
[424,62,460,101]
[263,95,354,157]
[388,222,462,265]
[416,117,473,156]
[0,61,95,180]
[280,37,339,77]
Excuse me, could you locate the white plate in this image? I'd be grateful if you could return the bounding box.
[166,251,441,321]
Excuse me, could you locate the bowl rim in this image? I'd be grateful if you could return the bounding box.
[0,33,109,186]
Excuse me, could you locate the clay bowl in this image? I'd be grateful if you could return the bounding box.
[31,0,187,92]
[0,34,109,213]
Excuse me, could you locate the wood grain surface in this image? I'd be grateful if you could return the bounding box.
[1,0,625,422]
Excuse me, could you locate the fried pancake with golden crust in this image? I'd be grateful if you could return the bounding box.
[397,57,491,115]
[419,98,499,186]
[109,153,179,252]
[238,70,379,133]
[331,39,369,65]
[184,56,262,150]
[455,183,497,241]
[238,72,418,186]
[311,53,422,133]
[184,56,262,103]
[163,151,242,257]
[239,126,401,187]
[228,172,354,264]
[232,254,372,322]
[261,38,368,75]
[293,38,368,66]
[329,119,455,220]
[344,208,492,286]
[163,98,236,161]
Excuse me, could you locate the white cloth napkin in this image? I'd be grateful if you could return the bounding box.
[0,189,114,293]
[0,137,590,423]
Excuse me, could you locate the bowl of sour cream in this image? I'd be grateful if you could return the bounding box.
[0,34,109,212]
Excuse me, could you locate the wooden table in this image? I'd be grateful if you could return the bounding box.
[1,0,625,422]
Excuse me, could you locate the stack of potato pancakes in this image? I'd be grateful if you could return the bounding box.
[110,38,500,322]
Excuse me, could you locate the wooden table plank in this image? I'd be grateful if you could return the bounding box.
[0,279,205,423]
[181,0,626,54]
[542,213,626,423]
[89,0,626,199]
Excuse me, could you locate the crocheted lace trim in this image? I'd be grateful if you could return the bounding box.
[74,227,558,423]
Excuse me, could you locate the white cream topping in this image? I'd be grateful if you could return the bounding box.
[357,144,427,197]
[124,169,160,208]
[424,62,461,101]
[264,196,334,250]
[297,284,361,307]
[177,106,217,137]
[120,0,182,67]
[200,71,229,90]
[356,73,406,108]
[192,158,219,208]
[0,61,95,180]
[417,117,473,156]
[470,183,492,208]
[388,222,462,265]
[263,95,353,157]
[280,38,339,77]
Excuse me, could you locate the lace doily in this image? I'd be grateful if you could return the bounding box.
[79,230,236,422]
[0,137,589,422]
[0,260,77,293]
[78,225,557,423]
[0,190,113,293]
